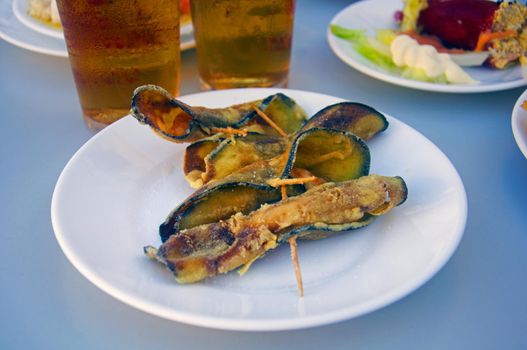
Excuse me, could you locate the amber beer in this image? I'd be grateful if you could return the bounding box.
[56,0,180,131]
[190,0,295,89]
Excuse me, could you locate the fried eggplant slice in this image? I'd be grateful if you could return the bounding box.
[131,85,307,143]
[146,175,408,283]
[159,160,303,242]
[282,128,370,182]
[254,92,307,135]
[299,102,388,140]
[183,134,226,186]
[184,132,288,188]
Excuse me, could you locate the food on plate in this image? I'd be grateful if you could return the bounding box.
[331,25,477,84]
[160,127,371,241]
[159,159,304,242]
[134,87,383,233]
[136,87,406,288]
[282,127,371,182]
[28,0,60,27]
[399,0,527,68]
[390,35,477,84]
[331,0,527,84]
[145,175,408,283]
[132,85,387,188]
[182,103,384,188]
[131,85,308,143]
[184,132,289,188]
[297,101,388,140]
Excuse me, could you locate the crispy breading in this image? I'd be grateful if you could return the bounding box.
[519,27,527,65]
[488,2,527,68]
[489,37,523,69]
[146,175,407,283]
[492,2,527,32]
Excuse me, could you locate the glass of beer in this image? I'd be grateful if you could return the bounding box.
[190,0,295,90]
[56,0,180,132]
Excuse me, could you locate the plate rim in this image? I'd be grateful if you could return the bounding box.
[511,89,527,158]
[0,28,66,57]
[327,0,527,93]
[50,88,468,331]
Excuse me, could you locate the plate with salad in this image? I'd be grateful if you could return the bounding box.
[327,0,527,93]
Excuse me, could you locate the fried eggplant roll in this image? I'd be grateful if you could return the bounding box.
[145,174,408,283]
[131,85,307,143]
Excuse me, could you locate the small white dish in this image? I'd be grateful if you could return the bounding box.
[327,0,527,93]
[1,0,194,57]
[512,89,527,159]
[12,0,63,39]
[51,88,467,331]
[0,0,66,56]
[450,51,490,67]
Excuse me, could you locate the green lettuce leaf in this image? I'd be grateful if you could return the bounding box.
[330,25,395,71]
[330,24,450,84]
[329,25,366,41]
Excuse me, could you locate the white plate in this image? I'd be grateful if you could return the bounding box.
[327,0,527,93]
[51,88,467,331]
[1,0,194,57]
[512,89,527,158]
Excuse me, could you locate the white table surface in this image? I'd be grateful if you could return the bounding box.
[1,0,527,349]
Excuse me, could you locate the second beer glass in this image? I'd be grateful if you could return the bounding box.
[190,0,295,90]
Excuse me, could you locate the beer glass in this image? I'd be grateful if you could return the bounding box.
[190,0,295,90]
[56,0,181,132]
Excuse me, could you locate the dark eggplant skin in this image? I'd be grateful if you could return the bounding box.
[299,102,388,140]
[159,181,280,243]
[277,214,376,242]
[183,135,226,176]
[131,85,307,143]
